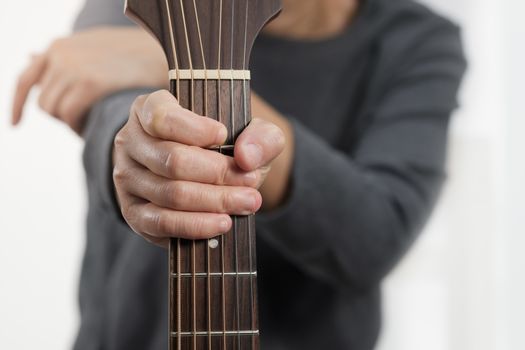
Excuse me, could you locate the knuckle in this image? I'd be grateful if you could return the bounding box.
[113,129,128,150]
[59,101,77,122]
[220,189,233,212]
[154,212,176,236]
[162,151,174,176]
[79,75,99,91]
[143,91,163,111]
[167,182,186,208]
[112,165,130,185]
[46,51,61,67]
[37,94,49,112]
[131,94,147,115]
[153,211,165,234]
[215,157,229,185]
[61,113,77,130]
[151,89,172,101]
[38,95,55,116]
[165,146,187,178]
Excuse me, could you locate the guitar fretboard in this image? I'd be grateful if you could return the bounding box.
[168,79,260,350]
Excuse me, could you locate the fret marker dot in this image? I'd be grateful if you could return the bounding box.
[209,239,219,249]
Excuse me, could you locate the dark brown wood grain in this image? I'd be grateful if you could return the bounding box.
[125,0,282,71]
[125,1,281,349]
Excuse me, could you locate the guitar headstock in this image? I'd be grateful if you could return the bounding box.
[125,0,282,71]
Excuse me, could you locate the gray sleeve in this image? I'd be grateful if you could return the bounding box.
[255,22,467,290]
[82,89,154,210]
[73,0,134,31]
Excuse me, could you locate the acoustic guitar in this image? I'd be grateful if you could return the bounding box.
[124,1,282,349]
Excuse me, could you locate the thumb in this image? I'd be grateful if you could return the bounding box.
[234,118,286,172]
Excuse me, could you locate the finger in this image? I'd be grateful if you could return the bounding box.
[38,70,72,118]
[113,155,227,240]
[122,130,258,187]
[141,231,170,248]
[113,192,169,247]
[125,201,232,240]
[123,162,261,215]
[12,54,47,125]
[234,118,286,171]
[137,90,228,147]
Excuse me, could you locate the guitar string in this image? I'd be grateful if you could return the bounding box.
[177,1,197,349]
[217,1,227,349]
[241,3,256,348]
[192,0,208,116]
[164,0,180,99]
[178,0,195,111]
[163,2,181,349]
[230,2,243,349]
[190,1,212,349]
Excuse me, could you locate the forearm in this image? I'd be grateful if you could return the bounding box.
[255,117,447,290]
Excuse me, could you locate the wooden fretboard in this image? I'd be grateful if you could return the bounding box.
[168,79,259,350]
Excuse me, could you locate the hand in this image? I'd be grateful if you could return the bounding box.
[11,27,168,134]
[113,90,286,246]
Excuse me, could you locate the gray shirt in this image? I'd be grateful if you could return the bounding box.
[74,0,466,349]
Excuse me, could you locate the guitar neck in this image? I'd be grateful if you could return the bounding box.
[168,77,260,350]
[123,1,282,349]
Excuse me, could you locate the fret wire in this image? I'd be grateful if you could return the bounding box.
[171,330,259,337]
[171,271,257,277]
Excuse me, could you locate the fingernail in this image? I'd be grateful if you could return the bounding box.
[235,190,257,213]
[219,217,230,232]
[216,125,228,145]
[244,143,263,168]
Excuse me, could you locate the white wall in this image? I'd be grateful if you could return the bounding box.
[0,1,523,349]
[378,1,525,350]
[0,1,84,349]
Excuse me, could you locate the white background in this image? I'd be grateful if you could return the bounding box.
[0,1,523,349]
